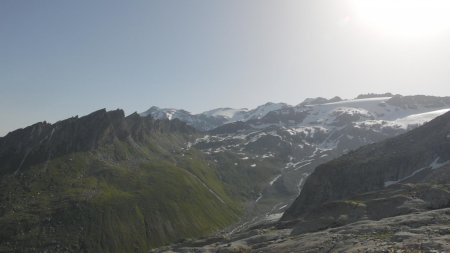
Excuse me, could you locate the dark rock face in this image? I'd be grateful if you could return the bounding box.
[299,96,343,106]
[289,182,450,235]
[282,111,450,222]
[209,121,252,135]
[0,109,194,176]
[356,93,394,99]
[248,108,309,126]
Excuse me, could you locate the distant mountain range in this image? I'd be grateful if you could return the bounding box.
[150,94,450,230]
[141,94,450,133]
[140,102,289,131]
[1,93,450,252]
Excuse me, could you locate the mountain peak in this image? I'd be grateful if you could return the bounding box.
[140,106,192,120]
[201,107,248,119]
[0,108,194,176]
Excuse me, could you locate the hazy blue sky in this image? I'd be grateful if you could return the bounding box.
[2,0,450,136]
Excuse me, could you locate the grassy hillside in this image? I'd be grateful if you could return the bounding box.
[0,110,249,252]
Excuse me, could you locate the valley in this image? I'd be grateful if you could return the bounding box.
[151,95,450,253]
[171,95,450,234]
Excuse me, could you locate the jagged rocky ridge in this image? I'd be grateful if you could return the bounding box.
[0,109,276,252]
[0,109,193,176]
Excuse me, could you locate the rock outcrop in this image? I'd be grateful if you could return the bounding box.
[282,111,450,222]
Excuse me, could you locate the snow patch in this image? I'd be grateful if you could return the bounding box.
[278,204,288,210]
[202,108,248,120]
[353,108,450,131]
[201,103,287,122]
[291,126,328,138]
[294,162,312,171]
[48,128,55,141]
[255,193,263,203]
[392,109,450,129]
[331,107,372,118]
[320,97,392,106]
[14,150,31,175]
[262,153,274,158]
[264,212,283,221]
[384,166,427,187]
[269,175,281,185]
[430,157,449,170]
[247,102,287,120]
[296,173,310,195]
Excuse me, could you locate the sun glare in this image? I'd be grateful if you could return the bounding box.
[351,0,450,38]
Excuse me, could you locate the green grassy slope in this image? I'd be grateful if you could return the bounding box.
[0,111,246,253]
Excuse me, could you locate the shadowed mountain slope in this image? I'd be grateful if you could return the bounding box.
[282,111,450,222]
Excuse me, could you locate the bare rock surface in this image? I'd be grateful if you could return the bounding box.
[150,207,450,253]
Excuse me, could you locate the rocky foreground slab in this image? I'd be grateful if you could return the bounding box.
[150,207,450,253]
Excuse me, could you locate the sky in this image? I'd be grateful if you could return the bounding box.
[2,0,450,136]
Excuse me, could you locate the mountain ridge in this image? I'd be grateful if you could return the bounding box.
[2,93,450,252]
[0,108,248,252]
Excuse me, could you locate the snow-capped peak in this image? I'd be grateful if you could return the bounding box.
[140,102,293,131]
[201,108,248,120]
[245,102,289,120]
[140,106,192,120]
[202,102,290,122]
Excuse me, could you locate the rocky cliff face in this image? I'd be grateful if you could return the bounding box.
[282,111,450,222]
[0,109,195,176]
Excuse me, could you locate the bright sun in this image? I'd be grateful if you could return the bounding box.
[351,0,450,38]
